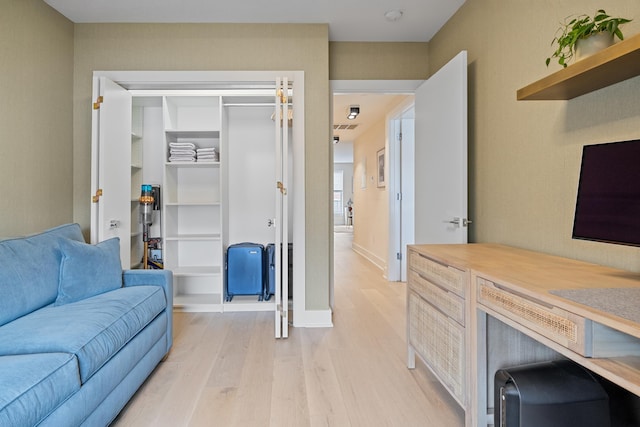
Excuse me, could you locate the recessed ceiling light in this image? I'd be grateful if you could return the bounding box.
[347,105,360,120]
[384,9,403,22]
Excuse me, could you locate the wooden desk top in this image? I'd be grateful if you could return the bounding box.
[409,243,640,338]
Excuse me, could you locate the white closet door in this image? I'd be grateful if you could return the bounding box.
[90,77,132,267]
[274,77,290,338]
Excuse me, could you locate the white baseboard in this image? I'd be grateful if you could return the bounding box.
[293,309,333,328]
[352,242,386,272]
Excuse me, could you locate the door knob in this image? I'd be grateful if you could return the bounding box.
[444,217,472,227]
[445,217,462,227]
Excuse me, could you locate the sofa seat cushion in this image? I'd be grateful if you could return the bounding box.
[0,352,80,427]
[0,286,166,383]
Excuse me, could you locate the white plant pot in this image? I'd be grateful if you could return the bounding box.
[575,31,614,60]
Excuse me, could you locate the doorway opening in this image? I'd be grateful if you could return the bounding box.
[331,51,469,289]
[331,81,420,295]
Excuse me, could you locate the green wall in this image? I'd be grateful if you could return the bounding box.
[4,1,640,316]
[330,42,429,79]
[429,0,640,271]
[0,1,74,237]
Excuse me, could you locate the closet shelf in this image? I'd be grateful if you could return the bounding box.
[172,266,221,276]
[517,32,640,100]
[165,129,219,138]
[165,201,221,207]
[164,233,222,241]
[165,161,220,168]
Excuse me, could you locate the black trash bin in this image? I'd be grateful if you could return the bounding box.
[494,359,610,427]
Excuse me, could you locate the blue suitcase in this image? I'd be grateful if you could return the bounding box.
[225,243,265,302]
[265,244,276,300]
[264,243,293,301]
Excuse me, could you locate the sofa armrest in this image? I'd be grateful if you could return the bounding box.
[122,270,173,352]
[123,269,172,291]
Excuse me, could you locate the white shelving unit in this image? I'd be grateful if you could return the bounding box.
[127,92,282,313]
[92,72,307,327]
[130,105,144,269]
[162,96,224,311]
[91,70,318,330]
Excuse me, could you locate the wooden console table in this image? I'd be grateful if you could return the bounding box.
[407,243,640,427]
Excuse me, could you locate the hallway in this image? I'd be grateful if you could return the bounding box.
[112,232,463,426]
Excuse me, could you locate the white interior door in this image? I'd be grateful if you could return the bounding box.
[414,51,468,244]
[399,116,415,281]
[90,77,132,267]
[274,77,290,338]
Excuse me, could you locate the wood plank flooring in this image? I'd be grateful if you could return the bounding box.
[112,233,464,426]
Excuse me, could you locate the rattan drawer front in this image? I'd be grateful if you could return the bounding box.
[408,270,465,326]
[409,250,466,298]
[409,291,465,403]
[477,277,587,355]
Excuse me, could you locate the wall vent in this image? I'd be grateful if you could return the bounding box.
[333,124,359,130]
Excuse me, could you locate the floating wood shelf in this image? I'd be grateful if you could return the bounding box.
[517,32,640,100]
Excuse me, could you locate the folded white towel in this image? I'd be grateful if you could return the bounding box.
[196,147,217,153]
[196,158,218,163]
[169,142,196,149]
[169,155,196,162]
[170,149,196,156]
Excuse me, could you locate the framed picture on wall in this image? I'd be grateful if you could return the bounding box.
[377,148,385,188]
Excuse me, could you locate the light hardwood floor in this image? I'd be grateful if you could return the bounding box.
[112,233,464,426]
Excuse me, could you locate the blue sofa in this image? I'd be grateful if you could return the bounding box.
[0,223,173,426]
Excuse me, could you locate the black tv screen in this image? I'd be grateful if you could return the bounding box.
[572,139,640,247]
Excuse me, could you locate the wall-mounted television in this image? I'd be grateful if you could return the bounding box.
[573,139,640,247]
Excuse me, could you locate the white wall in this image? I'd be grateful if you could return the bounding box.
[227,105,277,245]
[333,163,353,225]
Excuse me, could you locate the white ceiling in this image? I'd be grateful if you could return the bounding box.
[43,0,465,42]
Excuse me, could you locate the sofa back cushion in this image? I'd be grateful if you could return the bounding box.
[0,223,84,326]
[55,237,122,305]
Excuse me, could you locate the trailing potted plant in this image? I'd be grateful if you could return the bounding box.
[546,9,632,67]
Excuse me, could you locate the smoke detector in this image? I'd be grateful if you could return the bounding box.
[384,9,403,22]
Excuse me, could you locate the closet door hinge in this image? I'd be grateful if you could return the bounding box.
[92,189,103,203]
[277,181,287,195]
[397,252,402,261]
[93,96,103,110]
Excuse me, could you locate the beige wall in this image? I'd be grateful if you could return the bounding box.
[352,119,389,272]
[0,1,74,237]
[429,0,640,271]
[72,23,330,310]
[6,1,639,316]
[330,42,429,80]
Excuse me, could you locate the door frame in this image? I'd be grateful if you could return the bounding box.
[388,104,416,282]
[91,70,328,328]
[330,80,422,286]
